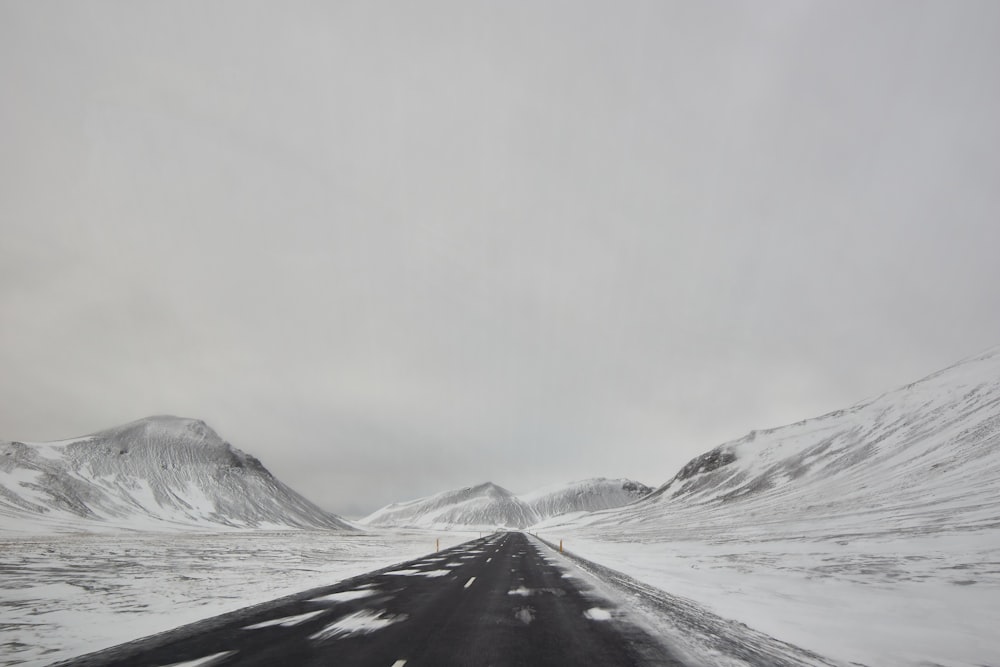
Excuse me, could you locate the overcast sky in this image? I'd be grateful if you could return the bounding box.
[2,1,999,517]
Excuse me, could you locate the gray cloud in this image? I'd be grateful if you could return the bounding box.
[3,1,1000,516]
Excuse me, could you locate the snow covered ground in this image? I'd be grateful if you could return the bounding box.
[539,527,1000,667]
[0,528,476,666]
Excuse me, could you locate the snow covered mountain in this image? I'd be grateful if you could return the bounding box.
[361,478,652,529]
[0,415,354,532]
[533,347,1000,666]
[547,345,1000,537]
[520,478,652,520]
[361,482,538,530]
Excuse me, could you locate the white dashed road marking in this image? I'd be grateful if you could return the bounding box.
[464,577,476,589]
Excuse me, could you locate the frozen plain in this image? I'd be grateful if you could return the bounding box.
[0,528,477,666]
[3,521,997,666]
[536,520,1000,667]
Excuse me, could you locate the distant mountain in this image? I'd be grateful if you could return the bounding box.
[543,346,1000,540]
[0,415,354,532]
[361,477,652,530]
[520,478,652,520]
[362,482,538,530]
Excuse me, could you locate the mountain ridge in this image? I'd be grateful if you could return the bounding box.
[361,477,653,529]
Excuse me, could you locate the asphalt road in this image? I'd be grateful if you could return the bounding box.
[62,532,684,667]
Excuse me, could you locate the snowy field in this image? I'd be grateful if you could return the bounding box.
[545,528,1000,667]
[0,528,475,666]
[3,528,997,667]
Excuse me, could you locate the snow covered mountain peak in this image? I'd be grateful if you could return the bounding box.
[466,481,512,497]
[1,416,352,533]
[43,415,270,478]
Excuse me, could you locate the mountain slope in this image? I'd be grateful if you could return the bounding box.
[0,415,354,532]
[550,345,1000,538]
[520,478,652,520]
[533,348,1000,666]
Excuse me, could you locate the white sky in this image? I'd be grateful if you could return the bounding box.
[3,1,999,516]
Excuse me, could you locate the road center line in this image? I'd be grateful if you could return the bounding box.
[486,557,492,563]
[464,577,476,589]
[391,661,407,667]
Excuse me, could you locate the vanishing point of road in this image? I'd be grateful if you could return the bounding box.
[61,532,683,667]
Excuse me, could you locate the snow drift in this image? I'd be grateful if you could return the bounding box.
[0,415,353,532]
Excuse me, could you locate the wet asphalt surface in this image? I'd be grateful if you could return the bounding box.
[58,532,683,667]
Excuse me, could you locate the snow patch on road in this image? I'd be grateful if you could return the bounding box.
[385,568,451,577]
[309,609,408,641]
[242,609,326,629]
[309,589,377,603]
[159,651,238,667]
[584,607,612,621]
[514,606,534,624]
